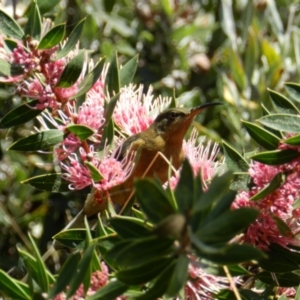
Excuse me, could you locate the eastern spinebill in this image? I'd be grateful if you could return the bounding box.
[63,102,221,229]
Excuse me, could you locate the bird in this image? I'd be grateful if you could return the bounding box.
[60,102,221,230]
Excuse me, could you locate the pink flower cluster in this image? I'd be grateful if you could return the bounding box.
[233,151,300,250]
[0,38,80,110]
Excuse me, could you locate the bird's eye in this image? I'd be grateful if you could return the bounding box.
[169,112,177,119]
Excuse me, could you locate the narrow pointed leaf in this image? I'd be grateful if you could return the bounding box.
[109,216,151,238]
[0,9,24,39]
[87,280,128,300]
[38,24,65,49]
[175,159,194,213]
[250,172,286,201]
[24,1,42,39]
[48,252,81,298]
[166,255,189,297]
[196,208,259,243]
[8,130,64,151]
[259,252,299,272]
[66,244,95,298]
[22,173,70,192]
[107,236,174,269]
[242,121,280,150]
[71,58,105,99]
[28,234,49,292]
[0,270,30,300]
[268,88,299,114]
[258,114,300,132]
[134,178,176,223]
[56,18,86,59]
[251,149,300,165]
[285,82,300,103]
[56,51,85,88]
[105,52,120,96]
[4,38,18,52]
[284,134,300,146]
[120,54,138,87]
[84,161,104,182]
[53,229,93,248]
[66,124,94,141]
[192,172,233,213]
[257,271,300,287]
[116,257,172,285]
[272,215,294,237]
[222,141,249,172]
[0,58,11,76]
[135,262,174,300]
[0,100,42,128]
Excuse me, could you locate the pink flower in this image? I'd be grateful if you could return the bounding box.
[113,84,171,135]
[233,157,300,250]
[184,256,227,300]
[169,130,222,190]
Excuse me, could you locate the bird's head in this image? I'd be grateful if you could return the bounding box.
[152,102,222,141]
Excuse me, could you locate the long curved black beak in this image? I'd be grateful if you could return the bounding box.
[190,102,222,116]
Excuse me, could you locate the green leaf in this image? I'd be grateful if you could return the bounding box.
[87,280,128,300]
[22,173,70,192]
[103,93,119,126]
[174,159,194,214]
[272,215,294,237]
[38,23,65,49]
[250,149,300,165]
[192,172,233,213]
[116,256,173,285]
[119,54,138,87]
[48,252,81,299]
[257,114,300,133]
[109,216,151,238]
[0,58,11,76]
[284,133,300,146]
[24,1,42,39]
[53,229,94,248]
[66,244,95,298]
[36,0,60,14]
[8,129,64,151]
[222,141,249,172]
[56,18,86,59]
[84,162,104,182]
[165,255,189,297]
[250,172,286,201]
[230,172,251,191]
[134,178,176,223]
[242,121,280,150]
[135,262,175,300]
[56,51,85,88]
[99,117,115,150]
[0,270,30,300]
[18,249,55,288]
[106,236,174,269]
[285,82,300,103]
[196,208,259,243]
[71,58,105,99]
[66,124,94,141]
[268,88,299,114]
[259,251,299,272]
[4,38,18,52]
[28,234,49,292]
[192,236,266,264]
[256,271,300,287]
[0,9,24,39]
[0,100,42,128]
[105,52,120,96]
